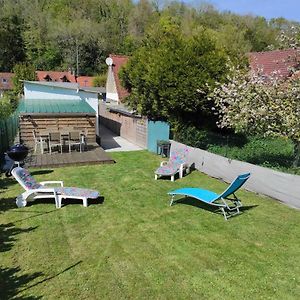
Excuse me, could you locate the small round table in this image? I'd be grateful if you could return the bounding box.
[156,140,171,157]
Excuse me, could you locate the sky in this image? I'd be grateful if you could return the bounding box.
[184,0,300,22]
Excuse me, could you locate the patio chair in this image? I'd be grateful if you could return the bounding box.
[49,132,63,154]
[11,167,100,208]
[155,147,189,181]
[32,130,48,154]
[168,173,250,220]
[68,131,82,153]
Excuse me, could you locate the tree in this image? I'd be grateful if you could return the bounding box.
[0,94,13,119]
[92,74,107,87]
[121,17,230,126]
[211,65,300,167]
[0,14,25,71]
[12,63,36,96]
[211,27,300,167]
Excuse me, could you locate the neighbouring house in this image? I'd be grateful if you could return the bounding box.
[105,54,129,104]
[77,76,94,87]
[248,48,300,79]
[0,72,14,97]
[100,54,169,151]
[19,81,102,145]
[36,71,76,83]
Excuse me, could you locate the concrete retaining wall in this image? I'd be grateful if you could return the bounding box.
[171,140,300,209]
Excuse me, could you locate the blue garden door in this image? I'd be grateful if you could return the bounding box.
[147,120,170,153]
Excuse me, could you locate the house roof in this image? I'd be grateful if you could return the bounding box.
[248,49,299,78]
[36,71,76,83]
[82,86,106,94]
[18,98,95,115]
[23,80,101,94]
[0,72,14,90]
[77,76,94,87]
[109,54,130,101]
[106,102,139,117]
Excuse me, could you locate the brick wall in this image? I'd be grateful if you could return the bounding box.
[99,103,147,148]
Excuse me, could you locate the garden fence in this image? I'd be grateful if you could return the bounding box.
[0,112,19,157]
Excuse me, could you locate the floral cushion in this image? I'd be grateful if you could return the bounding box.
[155,162,180,176]
[55,187,99,199]
[155,147,189,176]
[170,148,189,165]
[15,168,42,190]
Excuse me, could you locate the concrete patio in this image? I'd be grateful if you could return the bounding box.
[99,125,143,152]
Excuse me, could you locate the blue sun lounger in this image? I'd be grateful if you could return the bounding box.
[168,173,250,220]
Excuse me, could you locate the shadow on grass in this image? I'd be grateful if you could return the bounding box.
[26,198,57,207]
[30,169,54,176]
[0,176,16,192]
[0,220,82,299]
[9,209,58,224]
[61,196,105,207]
[174,197,258,218]
[0,223,41,299]
[0,177,19,213]
[2,195,104,210]
[0,261,83,300]
[0,223,38,253]
[17,261,82,294]
[0,266,43,300]
[0,197,18,213]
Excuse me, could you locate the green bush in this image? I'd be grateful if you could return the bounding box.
[174,124,298,174]
[92,73,107,87]
[174,123,246,150]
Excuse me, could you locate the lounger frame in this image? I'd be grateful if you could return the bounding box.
[169,173,250,220]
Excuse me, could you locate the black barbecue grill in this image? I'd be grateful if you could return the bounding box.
[5,144,29,177]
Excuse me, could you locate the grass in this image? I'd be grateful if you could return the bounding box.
[0,151,299,299]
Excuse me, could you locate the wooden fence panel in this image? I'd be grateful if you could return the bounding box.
[19,115,96,145]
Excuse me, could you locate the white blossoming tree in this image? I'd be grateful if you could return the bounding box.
[211,63,300,167]
[211,26,300,168]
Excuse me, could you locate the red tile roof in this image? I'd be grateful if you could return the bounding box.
[36,71,76,83]
[0,72,14,90]
[77,76,94,87]
[248,49,299,79]
[109,54,130,101]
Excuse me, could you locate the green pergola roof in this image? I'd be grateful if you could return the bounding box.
[18,99,95,115]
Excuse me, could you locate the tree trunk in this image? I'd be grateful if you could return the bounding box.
[292,140,300,167]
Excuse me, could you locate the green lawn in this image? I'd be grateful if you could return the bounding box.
[1,151,299,299]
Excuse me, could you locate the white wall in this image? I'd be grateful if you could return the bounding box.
[105,66,119,103]
[171,140,300,210]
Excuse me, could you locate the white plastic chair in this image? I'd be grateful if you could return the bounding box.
[12,167,100,208]
[32,130,48,154]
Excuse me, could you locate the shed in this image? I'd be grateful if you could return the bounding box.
[22,80,101,138]
[18,99,96,145]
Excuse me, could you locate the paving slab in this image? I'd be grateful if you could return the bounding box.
[100,125,143,152]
